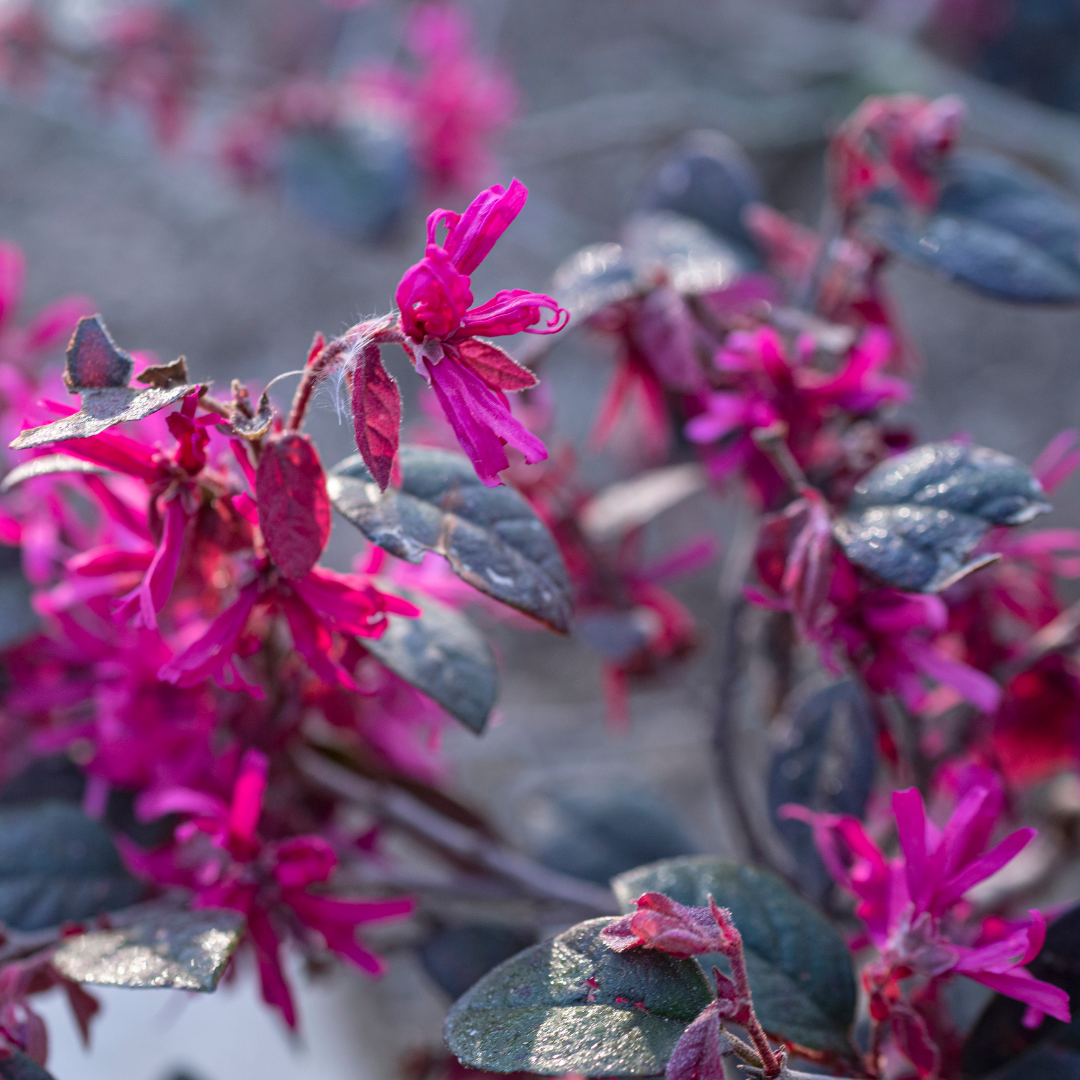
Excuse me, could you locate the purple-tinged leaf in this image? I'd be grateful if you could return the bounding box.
[63,315,133,390]
[350,343,401,492]
[256,433,331,580]
[665,1002,728,1080]
[327,446,573,633]
[0,454,109,493]
[454,338,538,392]
[10,384,201,451]
[632,285,709,393]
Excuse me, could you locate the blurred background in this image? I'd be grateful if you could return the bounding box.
[5,0,1080,1076]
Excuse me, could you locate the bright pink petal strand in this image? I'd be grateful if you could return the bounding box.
[0,242,25,330]
[932,828,1037,913]
[966,968,1070,1024]
[228,749,268,844]
[892,788,932,912]
[435,178,528,274]
[136,496,188,627]
[458,288,568,338]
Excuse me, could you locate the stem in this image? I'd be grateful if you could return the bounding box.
[294,745,618,913]
[727,929,783,1079]
[286,338,349,432]
[751,422,811,497]
[866,1018,884,1079]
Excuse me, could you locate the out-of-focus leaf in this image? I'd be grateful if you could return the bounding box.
[256,432,331,580]
[639,130,763,262]
[986,1046,1080,1080]
[550,242,638,325]
[282,121,414,242]
[623,211,748,296]
[866,153,1080,303]
[1,454,109,492]
[835,441,1050,592]
[575,610,653,662]
[363,590,497,734]
[0,800,143,931]
[611,857,857,1059]
[418,924,536,1000]
[327,446,573,633]
[962,904,1080,1077]
[0,547,36,649]
[532,790,697,886]
[350,343,401,492]
[768,681,876,902]
[53,906,245,992]
[579,463,707,543]
[443,916,712,1077]
[11,384,199,451]
[63,316,133,390]
[0,1051,56,1080]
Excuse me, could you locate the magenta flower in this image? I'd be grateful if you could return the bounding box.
[128,749,413,1028]
[393,179,568,486]
[781,783,1070,1044]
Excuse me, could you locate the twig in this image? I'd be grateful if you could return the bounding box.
[294,746,618,914]
[1000,597,1080,681]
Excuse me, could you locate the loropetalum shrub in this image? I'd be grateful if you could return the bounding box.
[3,92,1080,1080]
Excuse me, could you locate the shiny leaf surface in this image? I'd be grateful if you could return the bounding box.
[444,916,713,1076]
[611,856,857,1058]
[327,446,573,633]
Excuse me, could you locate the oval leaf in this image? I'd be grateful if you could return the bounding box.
[327,446,573,633]
[638,130,763,261]
[64,316,133,390]
[350,343,401,492]
[623,211,748,296]
[363,589,498,734]
[444,916,713,1077]
[0,454,109,493]
[836,441,1049,592]
[0,800,143,931]
[53,906,245,992]
[455,339,538,392]
[611,856,858,1058]
[0,1052,56,1080]
[256,432,331,581]
[866,153,1080,303]
[768,681,876,902]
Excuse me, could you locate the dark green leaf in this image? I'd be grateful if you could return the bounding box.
[835,442,1049,592]
[611,857,857,1058]
[52,906,244,992]
[0,800,144,931]
[327,446,573,633]
[363,590,498,734]
[866,153,1080,303]
[962,903,1080,1077]
[444,916,713,1077]
[768,681,876,903]
[0,1051,56,1080]
[419,924,536,1000]
[638,130,763,263]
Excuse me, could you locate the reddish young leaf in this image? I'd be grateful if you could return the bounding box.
[454,338,538,392]
[665,1003,728,1080]
[350,343,401,492]
[255,432,331,580]
[64,316,134,390]
[890,1004,940,1078]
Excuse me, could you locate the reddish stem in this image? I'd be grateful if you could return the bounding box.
[725,926,783,1079]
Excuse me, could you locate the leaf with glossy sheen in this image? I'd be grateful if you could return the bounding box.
[327,446,573,633]
[611,857,857,1058]
[866,153,1080,303]
[53,907,245,992]
[0,454,109,492]
[551,242,639,325]
[256,432,331,580]
[835,442,1050,593]
[363,590,497,734]
[768,681,876,903]
[350,343,401,492]
[0,1052,56,1080]
[444,916,713,1076]
[0,801,143,931]
[10,384,200,451]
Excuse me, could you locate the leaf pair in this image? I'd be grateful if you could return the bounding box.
[444,856,859,1076]
[10,317,200,451]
